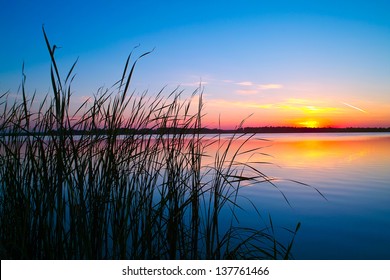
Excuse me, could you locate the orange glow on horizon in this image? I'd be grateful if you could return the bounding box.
[170,96,390,129]
[297,120,320,128]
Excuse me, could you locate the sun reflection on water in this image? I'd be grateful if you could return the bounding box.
[200,133,390,259]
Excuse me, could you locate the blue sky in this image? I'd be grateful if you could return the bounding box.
[1,0,390,127]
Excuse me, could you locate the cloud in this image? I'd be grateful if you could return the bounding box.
[278,102,344,114]
[234,81,283,96]
[206,98,345,115]
[258,84,283,90]
[286,98,310,104]
[236,81,254,86]
[236,89,259,95]
[342,102,367,113]
[236,82,283,89]
[181,81,209,87]
[206,99,280,110]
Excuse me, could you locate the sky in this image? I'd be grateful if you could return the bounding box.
[1,0,390,129]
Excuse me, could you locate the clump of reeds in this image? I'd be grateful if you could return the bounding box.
[0,28,300,259]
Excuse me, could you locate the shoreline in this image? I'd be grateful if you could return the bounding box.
[2,127,390,137]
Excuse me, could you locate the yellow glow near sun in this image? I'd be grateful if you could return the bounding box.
[298,120,319,128]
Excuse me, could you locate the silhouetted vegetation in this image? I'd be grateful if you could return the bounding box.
[0,28,306,260]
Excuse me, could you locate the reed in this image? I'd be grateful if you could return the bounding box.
[0,28,300,259]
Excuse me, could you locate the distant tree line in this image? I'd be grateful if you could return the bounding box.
[2,126,390,137]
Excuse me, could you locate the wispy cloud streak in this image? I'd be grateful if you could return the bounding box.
[258,84,283,90]
[342,102,367,113]
[236,81,254,86]
[235,81,283,90]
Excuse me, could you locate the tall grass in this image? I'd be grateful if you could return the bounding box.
[0,28,300,259]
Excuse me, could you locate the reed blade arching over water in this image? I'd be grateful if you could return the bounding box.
[0,29,301,259]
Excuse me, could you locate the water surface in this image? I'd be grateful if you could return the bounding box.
[206,133,390,259]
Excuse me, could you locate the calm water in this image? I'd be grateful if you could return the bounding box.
[207,133,390,260]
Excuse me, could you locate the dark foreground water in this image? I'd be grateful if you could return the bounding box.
[208,133,390,260]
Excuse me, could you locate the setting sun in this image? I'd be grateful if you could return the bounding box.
[298,120,320,128]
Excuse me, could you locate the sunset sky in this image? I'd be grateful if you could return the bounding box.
[1,0,390,129]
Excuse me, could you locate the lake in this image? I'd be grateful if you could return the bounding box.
[2,131,389,259]
[205,132,390,260]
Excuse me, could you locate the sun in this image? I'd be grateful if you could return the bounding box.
[298,120,320,128]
